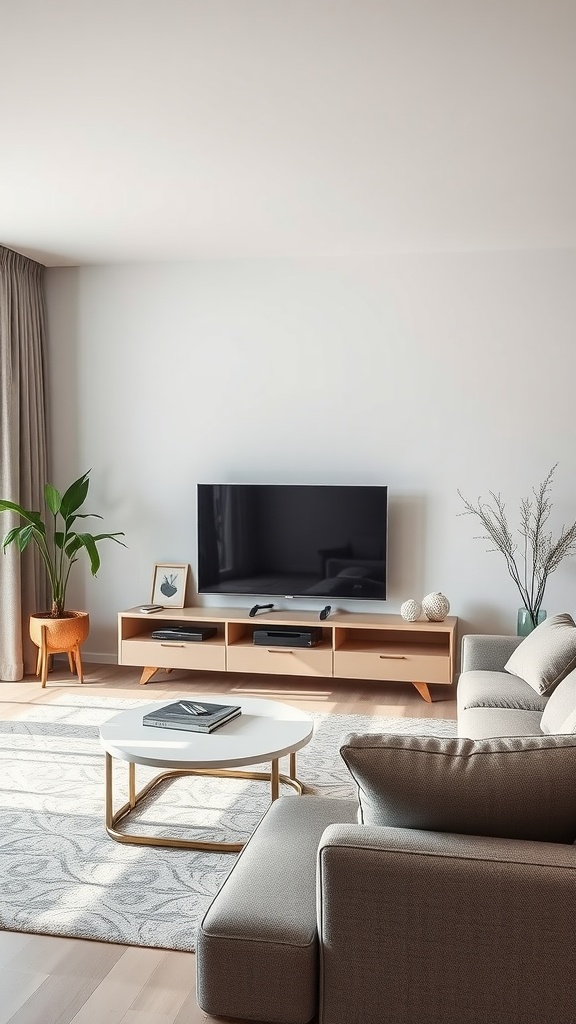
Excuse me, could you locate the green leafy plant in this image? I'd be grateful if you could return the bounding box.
[458,464,576,628]
[0,470,126,617]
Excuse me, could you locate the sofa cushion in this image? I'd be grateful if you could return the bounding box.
[457,670,547,713]
[339,732,576,843]
[504,613,576,696]
[458,706,543,739]
[540,668,576,734]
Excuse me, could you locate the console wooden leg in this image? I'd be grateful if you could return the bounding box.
[140,667,158,685]
[412,681,432,702]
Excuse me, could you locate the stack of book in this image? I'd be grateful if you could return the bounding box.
[142,700,241,733]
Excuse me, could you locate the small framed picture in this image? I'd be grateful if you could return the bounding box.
[151,563,189,608]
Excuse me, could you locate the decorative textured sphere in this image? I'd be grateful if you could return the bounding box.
[401,599,422,622]
[422,592,450,621]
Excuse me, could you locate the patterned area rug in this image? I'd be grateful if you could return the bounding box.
[0,695,456,952]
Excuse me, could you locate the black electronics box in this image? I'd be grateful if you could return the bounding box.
[253,627,323,648]
[151,625,217,642]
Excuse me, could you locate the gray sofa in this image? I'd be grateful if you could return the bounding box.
[458,622,576,738]
[196,622,576,1024]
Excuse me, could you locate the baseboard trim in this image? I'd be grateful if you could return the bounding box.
[53,651,117,665]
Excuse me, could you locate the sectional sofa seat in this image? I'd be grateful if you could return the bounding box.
[196,614,576,1024]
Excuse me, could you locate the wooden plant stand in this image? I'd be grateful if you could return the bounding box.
[35,625,84,688]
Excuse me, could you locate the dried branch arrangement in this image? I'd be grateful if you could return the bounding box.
[458,464,576,628]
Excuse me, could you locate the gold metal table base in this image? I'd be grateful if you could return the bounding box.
[105,751,303,852]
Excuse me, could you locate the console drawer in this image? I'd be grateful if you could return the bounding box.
[333,649,451,684]
[120,639,226,672]
[227,645,333,677]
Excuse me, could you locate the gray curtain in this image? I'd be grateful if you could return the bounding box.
[0,246,50,680]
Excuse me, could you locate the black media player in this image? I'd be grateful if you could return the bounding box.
[253,627,323,648]
[151,625,217,642]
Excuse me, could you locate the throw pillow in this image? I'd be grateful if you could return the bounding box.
[540,668,576,734]
[504,612,576,696]
[559,707,576,734]
[339,732,576,843]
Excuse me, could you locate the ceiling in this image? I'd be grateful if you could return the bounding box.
[2,0,576,266]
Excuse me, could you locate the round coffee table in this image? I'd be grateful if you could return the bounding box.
[99,695,314,852]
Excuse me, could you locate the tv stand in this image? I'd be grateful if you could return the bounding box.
[118,608,457,702]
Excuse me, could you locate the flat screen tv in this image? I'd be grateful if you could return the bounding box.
[197,484,388,601]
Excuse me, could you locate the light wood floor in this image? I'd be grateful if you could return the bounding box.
[0,662,457,1024]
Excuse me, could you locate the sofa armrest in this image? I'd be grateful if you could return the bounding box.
[317,824,576,1024]
[196,795,358,1024]
[461,632,523,672]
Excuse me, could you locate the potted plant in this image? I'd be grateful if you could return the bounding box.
[458,464,576,634]
[0,469,126,683]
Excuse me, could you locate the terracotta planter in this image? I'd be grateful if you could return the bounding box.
[29,611,89,687]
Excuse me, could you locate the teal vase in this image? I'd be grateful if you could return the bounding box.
[517,608,547,637]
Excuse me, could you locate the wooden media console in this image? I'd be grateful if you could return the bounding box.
[118,607,458,702]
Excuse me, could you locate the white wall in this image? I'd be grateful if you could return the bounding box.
[45,250,576,661]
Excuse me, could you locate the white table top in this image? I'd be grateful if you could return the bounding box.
[99,695,315,770]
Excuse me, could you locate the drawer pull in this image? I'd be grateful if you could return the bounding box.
[160,643,185,648]
[379,654,406,660]
[268,648,293,654]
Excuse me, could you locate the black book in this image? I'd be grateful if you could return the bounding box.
[142,700,241,734]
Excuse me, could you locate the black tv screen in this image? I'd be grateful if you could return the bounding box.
[197,484,388,601]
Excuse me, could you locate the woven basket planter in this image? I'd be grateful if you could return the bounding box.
[30,611,90,687]
[30,611,90,652]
